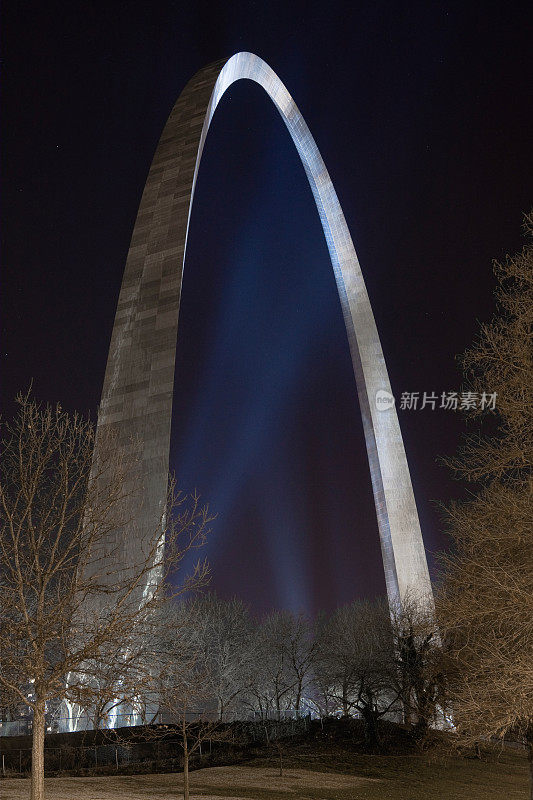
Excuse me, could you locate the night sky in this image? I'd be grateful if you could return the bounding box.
[2,1,531,616]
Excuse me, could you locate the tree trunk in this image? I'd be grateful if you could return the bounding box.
[342,682,349,716]
[31,700,46,800]
[361,705,380,749]
[403,695,411,727]
[413,716,429,741]
[182,717,189,800]
[263,722,270,745]
[295,681,302,716]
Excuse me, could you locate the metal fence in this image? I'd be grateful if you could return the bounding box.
[1,740,180,776]
[0,717,310,777]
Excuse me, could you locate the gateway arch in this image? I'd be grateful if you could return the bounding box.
[97,52,433,611]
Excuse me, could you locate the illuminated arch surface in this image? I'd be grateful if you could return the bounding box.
[97,52,433,610]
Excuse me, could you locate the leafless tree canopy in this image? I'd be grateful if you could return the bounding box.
[437,214,533,763]
[150,593,442,749]
[0,392,211,799]
[311,597,444,743]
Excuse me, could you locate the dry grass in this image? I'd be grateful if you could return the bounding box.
[1,750,529,800]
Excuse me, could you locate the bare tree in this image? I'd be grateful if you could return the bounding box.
[437,214,533,792]
[245,612,303,721]
[313,601,402,745]
[242,636,274,722]
[307,649,336,720]
[149,600,229,800]
[313,603,367,718]
[191,593,255,721]
[0,393,211,800]
[280,612,315,716]
[388,594,447,737]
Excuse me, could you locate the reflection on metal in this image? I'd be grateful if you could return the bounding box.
[96,52,434,612]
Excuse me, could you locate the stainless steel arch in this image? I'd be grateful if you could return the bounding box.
[97,52,433,611]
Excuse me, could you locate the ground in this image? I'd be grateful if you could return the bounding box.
[1,750,528,799]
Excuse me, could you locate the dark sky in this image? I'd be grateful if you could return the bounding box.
[2,1,531,616]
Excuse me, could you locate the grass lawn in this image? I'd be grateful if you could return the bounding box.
[1,749,528,799]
